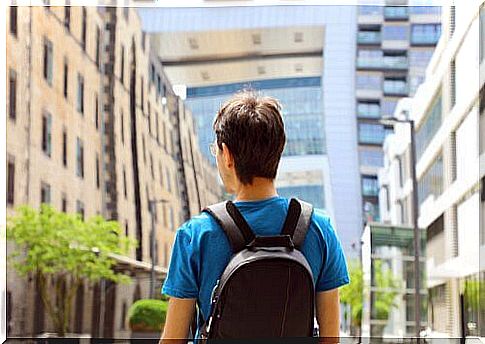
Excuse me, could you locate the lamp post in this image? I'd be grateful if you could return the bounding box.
[148,198,169,299]
[380,117,422,342]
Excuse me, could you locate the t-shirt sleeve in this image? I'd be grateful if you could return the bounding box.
[315,216,350,292]
[161,225,199,299]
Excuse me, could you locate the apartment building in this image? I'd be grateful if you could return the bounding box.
[6,6,222,338]
[378,2,485,337]
[356,3,441,223]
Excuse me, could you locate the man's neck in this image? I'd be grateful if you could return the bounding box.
[234,178,278,202]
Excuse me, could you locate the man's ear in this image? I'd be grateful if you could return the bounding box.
[221,143,234,169]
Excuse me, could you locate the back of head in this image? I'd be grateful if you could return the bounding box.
[213,90,286,185]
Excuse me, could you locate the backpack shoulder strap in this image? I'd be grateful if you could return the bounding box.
[280,198,314,249]
[203,201,255,253]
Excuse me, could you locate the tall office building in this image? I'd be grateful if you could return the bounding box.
[6,5,222,337]
[140,5,363,258]
[378,2,484,337]
[356,3,441,223]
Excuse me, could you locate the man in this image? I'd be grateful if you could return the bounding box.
[160,90,349,343]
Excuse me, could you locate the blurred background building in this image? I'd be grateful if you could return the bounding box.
[356,3,441,224]
[139,5,363,258]
[376,2,485,338]
[6,5,222,338]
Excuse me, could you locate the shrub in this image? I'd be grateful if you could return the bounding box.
[128,299,168,332]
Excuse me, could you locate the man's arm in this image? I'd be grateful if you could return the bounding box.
[159,297,196,344]
[316,288,340,343]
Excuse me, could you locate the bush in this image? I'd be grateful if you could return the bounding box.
[128,299,168,332]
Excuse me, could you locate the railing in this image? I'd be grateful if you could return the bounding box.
[384,6,409,20]
[382,56,408,69]
[411,33,440,45]
[357,31,381,45]
[357,57,408,70]
[357,103,381,118]
[383,80,408,95]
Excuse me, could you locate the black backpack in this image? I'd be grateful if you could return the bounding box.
[198,198,316,341]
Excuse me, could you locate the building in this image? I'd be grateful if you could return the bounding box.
[140,5,362,258]
[361,223,426,338]
[6,5,222,338]
[356,3,441,224]
[378,2,485,337]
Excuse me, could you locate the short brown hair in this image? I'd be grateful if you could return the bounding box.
[213,90,286,185]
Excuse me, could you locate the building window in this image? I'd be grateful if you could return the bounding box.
[9,69,17,120]
[383,77,408,96]
[63,58,68,98]
[142,31,146,52]
[384,6,408,20]
[96,153,100,189]
[77,74,84,114]
[43,38,53,85]
[141,77,145,113]
[125,220,129,237]
[93,95,99,130]
[123,167,127,199]
[76,200,85,220]
[358,5,382,15]
[359,148,384,167]
[120,45,125,85]
[156,112,160,144]
[358,123,385,145]
[121,110,125,144]
[356,74,381,90]
[123,7,129,21]
[121,302,127,329]
[42,112,52,157]
[41,182,51,204]
[357,49,383,69]
[7,159,15,206]
[150,154,154,179]
[381,99,398,118]
[81,7,87,51]
[147,102,151,135]
[95,26,101,68]
[62,128,67,167]
[416,92,442,159]
[362,175,379,197]
[382,25,409,41]
[142,135,147,164]
[10,6,18,37]
[76,137,84,178]
[64,5,71,30]
[159,163,164,188]
[408,49,434,69]
[61,194,67,212]
[166,169,172,192]
[411,24,441,45]
[418,153,443,205]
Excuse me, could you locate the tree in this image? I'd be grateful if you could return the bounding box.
[340,260,364,335]
[7,204,136,336]
[340,259,401,337]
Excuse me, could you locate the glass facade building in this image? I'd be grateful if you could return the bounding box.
[185,77,327,208]
[185,76,324,161]
[356,5,441,222]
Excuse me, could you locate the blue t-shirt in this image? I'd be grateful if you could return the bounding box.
[162,196,350,332]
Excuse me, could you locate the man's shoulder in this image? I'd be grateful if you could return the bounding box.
[309,207,337,239]
[177,210,221,238]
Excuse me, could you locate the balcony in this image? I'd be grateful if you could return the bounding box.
[357,57,382,70]
[383,80,408,96]
[357,103,381,119]
[357,56,408,70]
[382,55,408,70]
[357,31,382,45]
[411,33,440,46]
[384,6,409,20]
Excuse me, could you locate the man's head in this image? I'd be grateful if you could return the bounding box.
[212,90,286,193]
